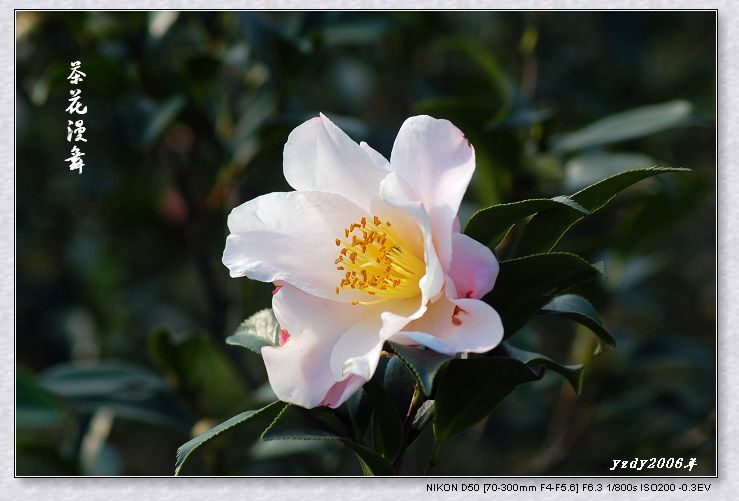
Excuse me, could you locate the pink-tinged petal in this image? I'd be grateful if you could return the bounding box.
[390,285,504,355]
[449,233,499,299]
[264,285,381,408]
[389,116,475,271]
[320,375,365,408]
[278,329,290,345]
[452,216,461,233]
[283,114,390,213]
[223,191,368,302]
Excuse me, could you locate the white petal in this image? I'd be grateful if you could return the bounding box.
[391,284,504,355]
[360,141,391,171]
[328,298,427,391]
[283,114,390,213]
[223,191,367,301]
[389,115,475,271]
[449,232,499,299]
[377,174,445,305]
[329,315,385,381]
[264,285,376,408]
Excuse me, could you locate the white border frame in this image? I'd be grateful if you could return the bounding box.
[6,2,732,500]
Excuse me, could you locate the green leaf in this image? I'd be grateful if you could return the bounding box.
[149,328,251,417]
[341,386,372,443]
[262,404,394,475]
[175,401,285,476]
[495,343,584,394]
[39,361,166,397]
[433,358,538,448]
[516,167,690,255]
[382,356,418,424]
[539,294,616,354]
[226,308,281,354]
[261,403,349,441]
[364,378,404,462]
[382,355,417,416]
[484,253,600,338]
[464,196,588,249]
[39,360,194,432]
[389,343,455,396]
[551,100,694,152]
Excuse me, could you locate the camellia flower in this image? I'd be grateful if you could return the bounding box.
[223,114,504,408]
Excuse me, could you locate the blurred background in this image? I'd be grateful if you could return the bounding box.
[16,11,715,476]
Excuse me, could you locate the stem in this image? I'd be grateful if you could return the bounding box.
[404,385,423,426]
[392,384,423,472]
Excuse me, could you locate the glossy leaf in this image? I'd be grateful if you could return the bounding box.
[434,357,538,447]
[382,355,417,416]
[364,378,404,462]
[551,100,693,152]
[175,401,285,475]
[484,253,600,338]
[389,343,455,396]
[262,404,394,475]
[342,387,372,443]
[226,308,281,354]
[464,196,588,249]
[516,167,690,255]
[495,343,584,394]
[540,294,616,354]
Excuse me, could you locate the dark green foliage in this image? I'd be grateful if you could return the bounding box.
[176,401,285,475]
[485,253,601,337]
[433,358,539,449]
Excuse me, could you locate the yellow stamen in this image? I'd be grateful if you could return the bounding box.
[333,214,424,305]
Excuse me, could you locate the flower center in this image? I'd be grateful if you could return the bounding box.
[334,215,424,305]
